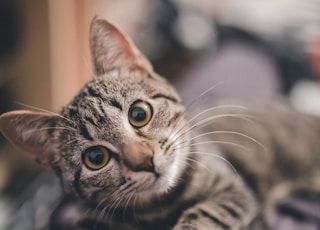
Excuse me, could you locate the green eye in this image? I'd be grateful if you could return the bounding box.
[83,146,110,170]
[128,101,153,128]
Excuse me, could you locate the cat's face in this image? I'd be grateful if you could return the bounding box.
[57,69,188,205]
[0,19,190,206]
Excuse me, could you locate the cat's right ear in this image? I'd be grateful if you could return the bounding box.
[0,110,61,165]
[90,18,153,75]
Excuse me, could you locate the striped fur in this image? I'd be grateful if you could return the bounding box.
[1,19,320,230]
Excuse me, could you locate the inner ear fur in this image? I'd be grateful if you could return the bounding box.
[0,110,62,165]
[90,17,153,75]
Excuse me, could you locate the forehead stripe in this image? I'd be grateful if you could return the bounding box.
[151,93,179,104]
[73,169,84,198]
[109,99,123,111]
[86,85,101,98]
[79,123,94,141]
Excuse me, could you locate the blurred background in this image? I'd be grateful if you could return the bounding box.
[0,0,320,229]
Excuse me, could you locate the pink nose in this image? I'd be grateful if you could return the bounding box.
[123,143,154,172]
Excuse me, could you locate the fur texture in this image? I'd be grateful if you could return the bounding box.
[1,18,320,230]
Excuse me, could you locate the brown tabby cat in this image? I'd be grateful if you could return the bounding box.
[1,18,320,230]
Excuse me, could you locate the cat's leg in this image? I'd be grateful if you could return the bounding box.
[173,185,266,230]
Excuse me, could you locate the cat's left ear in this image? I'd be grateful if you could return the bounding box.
[90,18,153,75]
[0,110,61,165]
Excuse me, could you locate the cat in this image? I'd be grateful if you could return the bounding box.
[1,18,320,230]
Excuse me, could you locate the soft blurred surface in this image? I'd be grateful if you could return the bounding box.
[0,0,320,229]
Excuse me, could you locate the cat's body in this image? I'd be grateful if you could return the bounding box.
[58,97,320,230]
[1,19,320,230]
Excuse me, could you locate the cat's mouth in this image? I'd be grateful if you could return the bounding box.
[121,165,160,190]
[118,164,179,207]
[117,142,186,199]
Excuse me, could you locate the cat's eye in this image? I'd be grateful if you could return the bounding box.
[83,146,110,170]
[128,101,153,128]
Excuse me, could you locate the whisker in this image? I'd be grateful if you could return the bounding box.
[186,151,238,174]
[94,206,107,230]
[24,127,77,134]
[171,105,249,144]
[189,114,257,134]
[110,193,126,222]
[65,138,79,145]
[185,157,211,173]
[182,131,265,149]
[14,101,75,124]
[122,191,135,222]
[92,199,105,219]
[185,81,226,113]
[170,82,226,136]
[102,194,123,227]
[81,54,98,80]
[171,114,258,148]
[93,191,120,230]
[132,193,138,223]
[188,105,248,125]
[98,194,117,221]
[175,140,250,151]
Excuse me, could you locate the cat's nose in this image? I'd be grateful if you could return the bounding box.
[123,143,154,172]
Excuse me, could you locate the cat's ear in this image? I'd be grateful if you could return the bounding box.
[90,18,153,75]
[0,110,61,165]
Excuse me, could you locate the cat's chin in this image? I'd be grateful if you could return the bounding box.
[135,178,173,205]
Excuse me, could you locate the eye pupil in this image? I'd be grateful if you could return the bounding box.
[131,107,146,122]
[83,146,110,170]
[88,149,104,165]
[128,101,153,128]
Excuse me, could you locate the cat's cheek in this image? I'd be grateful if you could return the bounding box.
[151,152,182,194]
[79,158,122,191]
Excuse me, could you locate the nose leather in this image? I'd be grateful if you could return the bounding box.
[123,143,154,171]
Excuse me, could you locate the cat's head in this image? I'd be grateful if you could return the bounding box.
[0,19,190,206]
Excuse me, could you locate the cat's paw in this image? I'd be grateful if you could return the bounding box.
[173,211,226,230]
[172,224,198,230]
[173,224,218,230]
